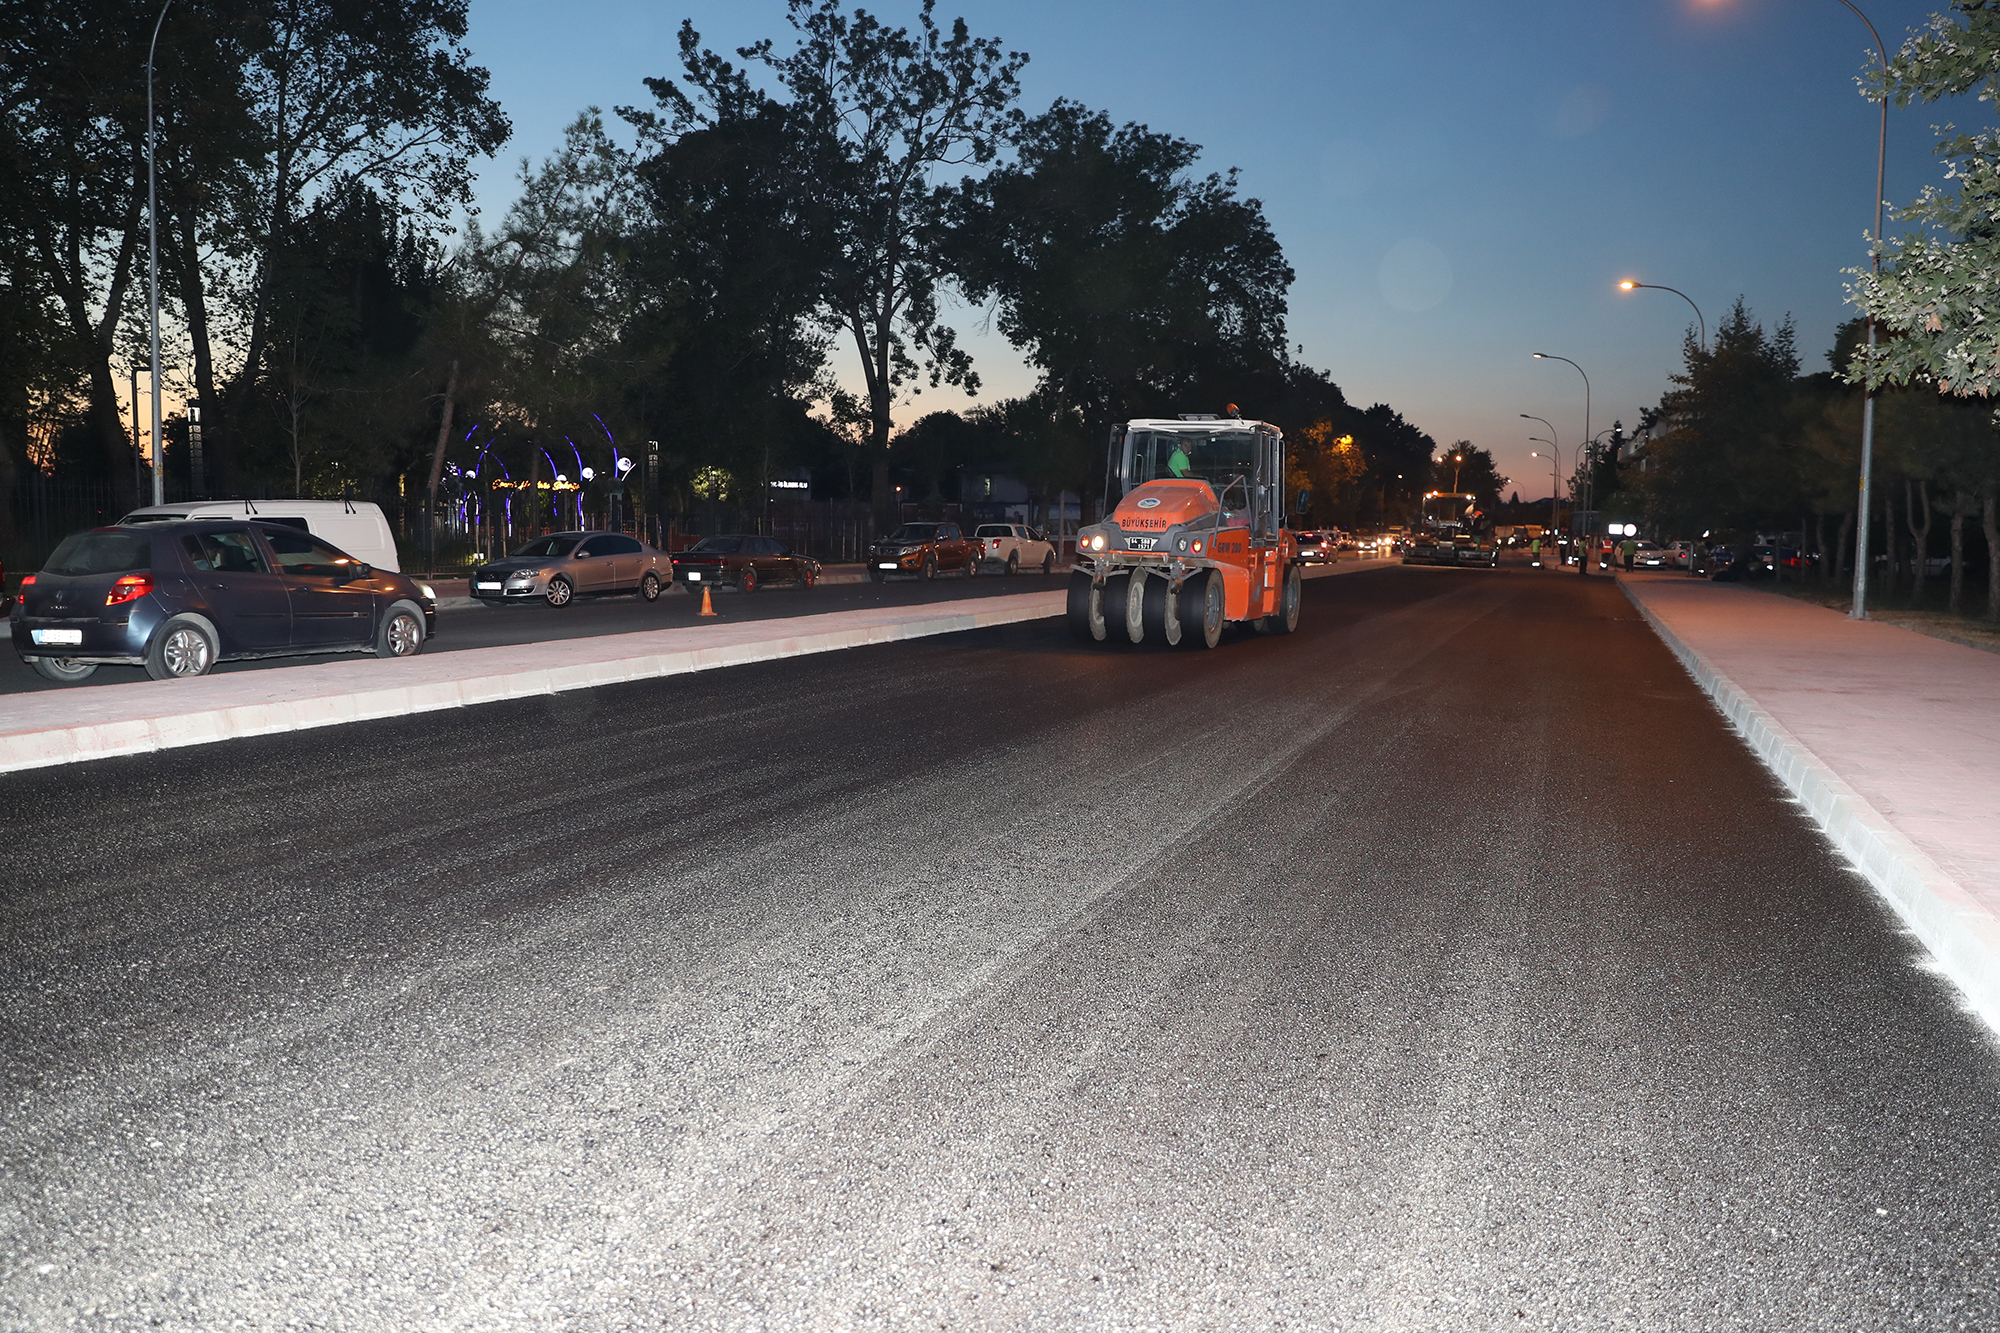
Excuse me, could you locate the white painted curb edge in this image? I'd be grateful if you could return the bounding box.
[1620,580,2000,1036]
[0,599,1061,776]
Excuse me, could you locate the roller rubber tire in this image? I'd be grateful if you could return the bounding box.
[1066,570,1110,642]
[1269,564,1303,635]
[1141,572,1182,647]
[1178,570,1224,650]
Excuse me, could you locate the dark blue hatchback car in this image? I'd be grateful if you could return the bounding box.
[11,520,437,684]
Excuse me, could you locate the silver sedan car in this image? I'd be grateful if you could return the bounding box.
[469,531,672,606]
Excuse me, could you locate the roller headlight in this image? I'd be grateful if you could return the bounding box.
[1087,533,1106,552]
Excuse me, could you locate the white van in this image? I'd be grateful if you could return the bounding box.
[120,499,403,572]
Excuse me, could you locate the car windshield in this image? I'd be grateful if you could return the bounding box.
[887,524,939,542]
[513,535,579,558]
[44,531,151,576]
[1127,429,1258,490]
[689,536,743,553]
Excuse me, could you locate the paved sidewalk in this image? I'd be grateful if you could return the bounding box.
[1619,572,2000,1034]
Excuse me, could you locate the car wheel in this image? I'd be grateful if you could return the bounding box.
[1006,552,1018,576]
[922,555,937,581]
[375,604,426,658]
[144,615,217,680]
[740,565,758,594]
[638,572,662,602]
[799,563,817,589]
[31,656,98,684]
[965,552,979,578]
[1041,551,1054,576]
[545,576,574,607]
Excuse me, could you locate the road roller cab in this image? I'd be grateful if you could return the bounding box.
[1068,414,1303,648]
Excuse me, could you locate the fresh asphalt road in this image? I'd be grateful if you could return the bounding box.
[0,564,1069,694]
[5,567,1999,1330]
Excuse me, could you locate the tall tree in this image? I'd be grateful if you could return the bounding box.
[951,99,1293,437]
[0,0,150,500]
[1635,300,1804,537]
[702,0,1027,520]
[1842,2,2000,613]
[201,0,508,490]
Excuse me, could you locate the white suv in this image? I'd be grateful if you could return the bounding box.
[974,523,1058,575]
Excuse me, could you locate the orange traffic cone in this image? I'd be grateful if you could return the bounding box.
[698,584,718,616]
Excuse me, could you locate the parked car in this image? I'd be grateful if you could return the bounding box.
[973,523,1057,575]
[1666,540,1697,569]
[868,522,982,581]
[12,520,436,684]
[1294,530,1335,564]
[471,531,671,606]
[669,535,820,593]
[1630,540,1672,570]
[122,499,403,572]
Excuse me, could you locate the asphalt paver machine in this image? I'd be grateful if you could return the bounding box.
[1068,414,1303,648]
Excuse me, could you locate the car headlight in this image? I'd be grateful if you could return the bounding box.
[419,583,436,601]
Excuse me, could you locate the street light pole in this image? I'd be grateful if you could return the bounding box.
[1617,280,1707,350]
[1532,353,1591,574]
[145,0,174,506]
[1838,0,1889,621]
[1521,413,1561,539]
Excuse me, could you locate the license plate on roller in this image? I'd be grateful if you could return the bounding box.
[32,629,83,646]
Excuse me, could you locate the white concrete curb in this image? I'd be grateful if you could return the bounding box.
[1620,580,2000,1035]
[0,593,1065,775]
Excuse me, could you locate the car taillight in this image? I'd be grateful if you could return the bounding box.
[18,574,34,588]
[105,573,154,606]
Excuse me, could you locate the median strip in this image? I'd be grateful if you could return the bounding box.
[0,591,1066,774]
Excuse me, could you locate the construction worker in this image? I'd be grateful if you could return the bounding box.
[1530,535,1541,566]
[1167,439,1191,478]
[1621,536,1636,570]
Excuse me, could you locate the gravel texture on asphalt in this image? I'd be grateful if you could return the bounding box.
[4,566,1999,1330]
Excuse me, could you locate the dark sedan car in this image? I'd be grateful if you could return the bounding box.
[670,535,820,593]
[470,531,672,606]
[11,521,436,684]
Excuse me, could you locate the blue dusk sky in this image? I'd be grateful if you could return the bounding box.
[462,0,1973,500]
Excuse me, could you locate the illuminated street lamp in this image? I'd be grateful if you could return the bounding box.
[1617,280,1707,350]
[1520,412,1567,557]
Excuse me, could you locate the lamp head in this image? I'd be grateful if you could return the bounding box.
[1532,352,1547,359]
[1619,280,1636,291]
